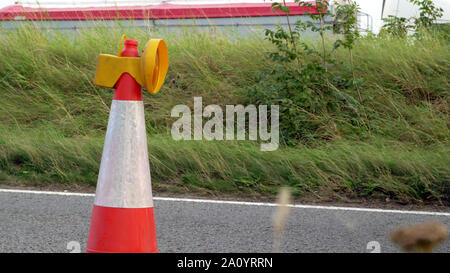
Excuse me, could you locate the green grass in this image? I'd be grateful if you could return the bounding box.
[0,23,448,203]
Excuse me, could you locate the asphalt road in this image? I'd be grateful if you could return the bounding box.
[0,189,449,253]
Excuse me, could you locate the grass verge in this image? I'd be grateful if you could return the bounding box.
[0,23,448,204]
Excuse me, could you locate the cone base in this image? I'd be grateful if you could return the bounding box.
[87,205,157,253]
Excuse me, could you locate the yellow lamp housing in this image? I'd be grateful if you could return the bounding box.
[140,39,169,95]
[94,37,169,95]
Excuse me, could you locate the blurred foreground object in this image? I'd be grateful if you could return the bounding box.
[390,222,448,253]
[273,187,292,253]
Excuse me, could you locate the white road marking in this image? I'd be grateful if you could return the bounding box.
[0,188,94,197]
[1,188,449,216]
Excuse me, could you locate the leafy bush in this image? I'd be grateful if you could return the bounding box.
[380,16,411,38]
[247,0,364,144]
[380,0,444,37]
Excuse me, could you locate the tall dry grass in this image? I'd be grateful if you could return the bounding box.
[0,22,448,203]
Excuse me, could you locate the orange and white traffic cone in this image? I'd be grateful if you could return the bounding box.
[87,36,168,253]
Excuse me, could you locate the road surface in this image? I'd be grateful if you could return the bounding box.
[0,189,449,253]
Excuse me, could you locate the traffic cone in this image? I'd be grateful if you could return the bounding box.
[86,38,159,253]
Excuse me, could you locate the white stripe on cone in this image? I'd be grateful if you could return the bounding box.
[94,100,154,208]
